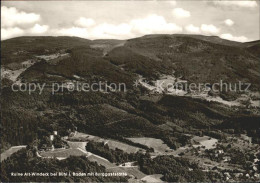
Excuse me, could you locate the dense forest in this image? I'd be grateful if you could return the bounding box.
[138,155,206,182]
[1,85,259,153]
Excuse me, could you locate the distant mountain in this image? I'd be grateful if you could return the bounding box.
[139,34,245,47]
[1,34,260,91]
[122,34,260,90]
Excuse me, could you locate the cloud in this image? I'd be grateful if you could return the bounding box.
[1,27,24,40]
[201,24,219,35]
[185,24,200,34]
[212,1,257,8]
[30,24,49,34]
[220,33,248,42]
[1,6,40,27]
[1,24,49,40]
[53,24,132,40]
[90,23,132,39]
[172,8,190,18]
[55,27,89,38]
[130,14,182,34]
[168,1,177,6]
[50,14,182,39]
[74,17,95,27]
[224,19,234,26]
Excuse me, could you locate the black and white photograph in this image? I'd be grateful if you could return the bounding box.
[1,0,260,182]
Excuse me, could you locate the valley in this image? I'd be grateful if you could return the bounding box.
[1,35,259,182]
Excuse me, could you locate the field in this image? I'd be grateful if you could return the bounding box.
[67,141,87,149]
[141,174,164,182]
[39,148,89,158]
[1,146,26,162]
[191,136,218,149]
[87,155,147,179]
[69,132,102,141]
[120,167,146,179]
[127,137,171,153]
[69,132,144,153]
[106,140,143,153]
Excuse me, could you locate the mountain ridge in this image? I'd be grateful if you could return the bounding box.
[2,34,260,91]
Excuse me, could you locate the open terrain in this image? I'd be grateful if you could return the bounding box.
[127,137,171,154]
[0,146,26,162]
[69,132,145,153]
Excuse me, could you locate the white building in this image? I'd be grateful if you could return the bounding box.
[50,135,54,141]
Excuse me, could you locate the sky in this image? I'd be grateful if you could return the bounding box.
[1,0,259,42]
